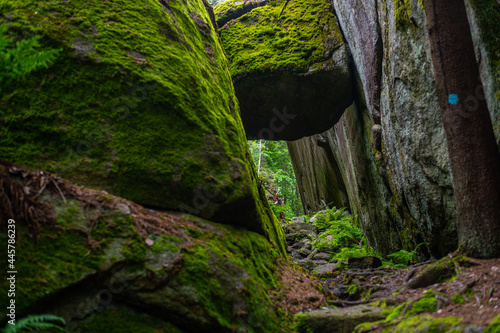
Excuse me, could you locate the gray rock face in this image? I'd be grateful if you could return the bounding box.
[348,256,382,269]
[287,137,350,214]
[311,263,340,275]
[236,47,353,140]
[329,0,382,123]
[290,0,499,257]
[283,223,318,235]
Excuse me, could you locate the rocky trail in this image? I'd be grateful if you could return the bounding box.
[283,218,500,332]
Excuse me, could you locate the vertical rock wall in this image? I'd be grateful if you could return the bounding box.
[289,0,500,257]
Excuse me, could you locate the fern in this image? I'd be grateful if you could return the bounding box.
[312,207,364,251]
[2,314,66,333]
[0,25,60,93]
[387,243,424,266]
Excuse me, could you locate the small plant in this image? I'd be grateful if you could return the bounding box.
[0,25,61,93]
[1,314,66,333]
[386,243,424,267]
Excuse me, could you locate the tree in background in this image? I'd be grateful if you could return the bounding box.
[422,0,500,258]
[248,140,303,221]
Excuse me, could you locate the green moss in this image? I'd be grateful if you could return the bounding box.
[453,287,476,304]
[451,292,465,305]
[393,0,412,29]
[162,216,285,331]
[121,234,148,261]
[294,313,314,333]
[150,234,183,253]
[76,305,184,333]
[356,320,382,332]
[385,315,463,333]
[0,0,287,251]
[485,313,500,333]
[348,284,359,295]
[383,292,439,321]
[216,0,343,78]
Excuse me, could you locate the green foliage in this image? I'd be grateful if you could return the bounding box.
[2,314,66,332]
[311,207,364,252]
[333,246,374,261]
[0,25,60,93]
[385,243,424,267]
[311,208,425,266]
[249,140,302,218]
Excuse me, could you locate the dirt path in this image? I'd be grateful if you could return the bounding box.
[284,220,500,332]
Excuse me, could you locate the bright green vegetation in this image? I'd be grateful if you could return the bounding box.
[293,313,314,333]
[310,207,422,266]
[451,288,474,305]
[393,0,424,30]
[248,140,303,220]
[215,0,343,77]
[0,25,60,93]
[312,207,364,253]
[485,313,500,333]
[0,0,287,250]
[383,291,439,321]
[1,314,66,332]
[357,293,462,332]
[381,315,463,333]
[386,244,423,267]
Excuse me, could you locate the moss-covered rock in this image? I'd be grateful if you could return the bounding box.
[215,0,352,140]
[379,315,463,333]
[294,306,385,333]
[0,0,284,243]
[0,175,286,332]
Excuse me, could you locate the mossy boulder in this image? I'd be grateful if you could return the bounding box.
[0,172,286,332]
[0,0,283,240]
[215,0,352,140]
[294,306,385,333]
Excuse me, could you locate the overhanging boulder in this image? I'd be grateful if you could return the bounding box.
[215,0,353,140]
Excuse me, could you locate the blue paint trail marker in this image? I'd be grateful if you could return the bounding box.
[448,94,459,105]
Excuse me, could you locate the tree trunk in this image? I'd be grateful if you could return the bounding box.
[422,0,500,258]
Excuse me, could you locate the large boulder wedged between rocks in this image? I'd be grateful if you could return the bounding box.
[0,0,284,246]
[215,0,353,141]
